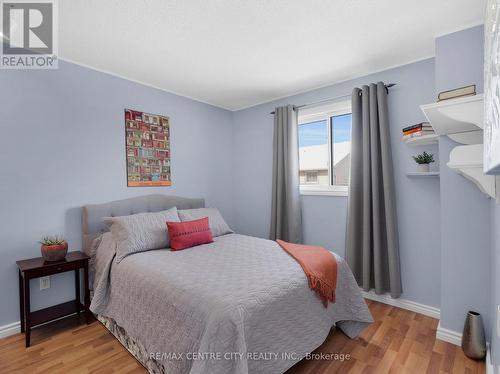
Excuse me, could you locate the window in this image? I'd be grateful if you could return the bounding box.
[298,100,352,196]
[305,171,319,184]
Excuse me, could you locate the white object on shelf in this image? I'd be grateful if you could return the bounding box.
[403,134,438,146]
[447,144,496,198]
[406,172,440,178]
[420,94,484,145]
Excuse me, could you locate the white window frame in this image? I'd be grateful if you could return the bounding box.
[298,99,352,197]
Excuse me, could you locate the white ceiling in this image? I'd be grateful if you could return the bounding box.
[59,0,485,111]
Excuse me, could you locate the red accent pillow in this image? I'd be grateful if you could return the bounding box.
[166,217,214,251]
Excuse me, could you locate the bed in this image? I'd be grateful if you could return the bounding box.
[83,194,372,374]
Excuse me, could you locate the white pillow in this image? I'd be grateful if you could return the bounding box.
[177,208,233,237]
[103,207,180,263]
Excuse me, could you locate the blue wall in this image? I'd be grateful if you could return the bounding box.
[434,25,492,338]
[438,137,491,335]
[0,61,234,326]
[435,25,485,95]
[232,58,442,308]
[301,196,347,256]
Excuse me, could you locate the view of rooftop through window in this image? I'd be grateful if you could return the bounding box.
[331,114,352,186]
[298,113,352,189]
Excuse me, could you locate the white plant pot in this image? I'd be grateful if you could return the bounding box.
[418,164,430,173]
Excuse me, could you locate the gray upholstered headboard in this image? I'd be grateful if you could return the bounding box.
[82,194,205,253]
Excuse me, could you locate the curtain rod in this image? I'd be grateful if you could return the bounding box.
[269,83,396,115]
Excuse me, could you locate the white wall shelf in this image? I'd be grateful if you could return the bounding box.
[403,134,439,146]
[419,94,497,199]
[420,94,484,145]
[406,172,440,178]
[447,144,496,199]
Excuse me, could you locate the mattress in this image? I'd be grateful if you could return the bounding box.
[91,233,372,374]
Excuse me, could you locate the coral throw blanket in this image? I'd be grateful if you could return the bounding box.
[276,240,338,307]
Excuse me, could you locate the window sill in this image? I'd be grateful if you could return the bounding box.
[300,189,348,197]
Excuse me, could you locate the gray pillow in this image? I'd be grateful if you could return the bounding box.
[88,234,102,289]
[103,207,180,263]
[178,208,233,237]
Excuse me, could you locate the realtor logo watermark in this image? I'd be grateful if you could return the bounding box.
[1,0,58,69]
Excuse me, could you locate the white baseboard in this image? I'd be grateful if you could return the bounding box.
[436,322,462,346]
[361,290,440,319]
[0,311,81,340]
[0,321,20,339]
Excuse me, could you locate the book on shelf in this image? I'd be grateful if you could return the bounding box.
[437,85,476,102]
[402,130,435,140]
[402,122,431,132]
[403,128,425,136]
[402,122,433,136]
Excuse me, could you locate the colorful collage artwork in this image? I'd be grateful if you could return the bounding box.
[125,109,171,187]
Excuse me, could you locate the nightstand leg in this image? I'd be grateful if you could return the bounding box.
[75,269,80,315]
[83,262,90,324]
[23,275,30,347]
[18,270,24,333]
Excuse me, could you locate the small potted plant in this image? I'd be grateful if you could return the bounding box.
[413,151,435,173]
[39,236,68,262]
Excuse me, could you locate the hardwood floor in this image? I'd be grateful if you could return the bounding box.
[0,300,485,373]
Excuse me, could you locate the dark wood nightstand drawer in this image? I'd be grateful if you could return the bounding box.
[26,260,84,278]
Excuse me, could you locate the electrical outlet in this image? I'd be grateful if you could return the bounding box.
[40,276,50,290]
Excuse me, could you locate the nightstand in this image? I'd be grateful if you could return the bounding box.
[16,251,91,347]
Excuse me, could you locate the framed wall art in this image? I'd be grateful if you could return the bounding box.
[125,109,171,186]
[485,0,500,174]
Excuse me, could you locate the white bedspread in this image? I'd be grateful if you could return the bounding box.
[91,233,372,374]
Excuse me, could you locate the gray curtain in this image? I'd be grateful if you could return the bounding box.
[346,82,402,298]
[270,105,303,243]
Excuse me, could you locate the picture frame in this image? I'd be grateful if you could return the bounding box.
[124,109,171,186]
[484,0,500,174]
